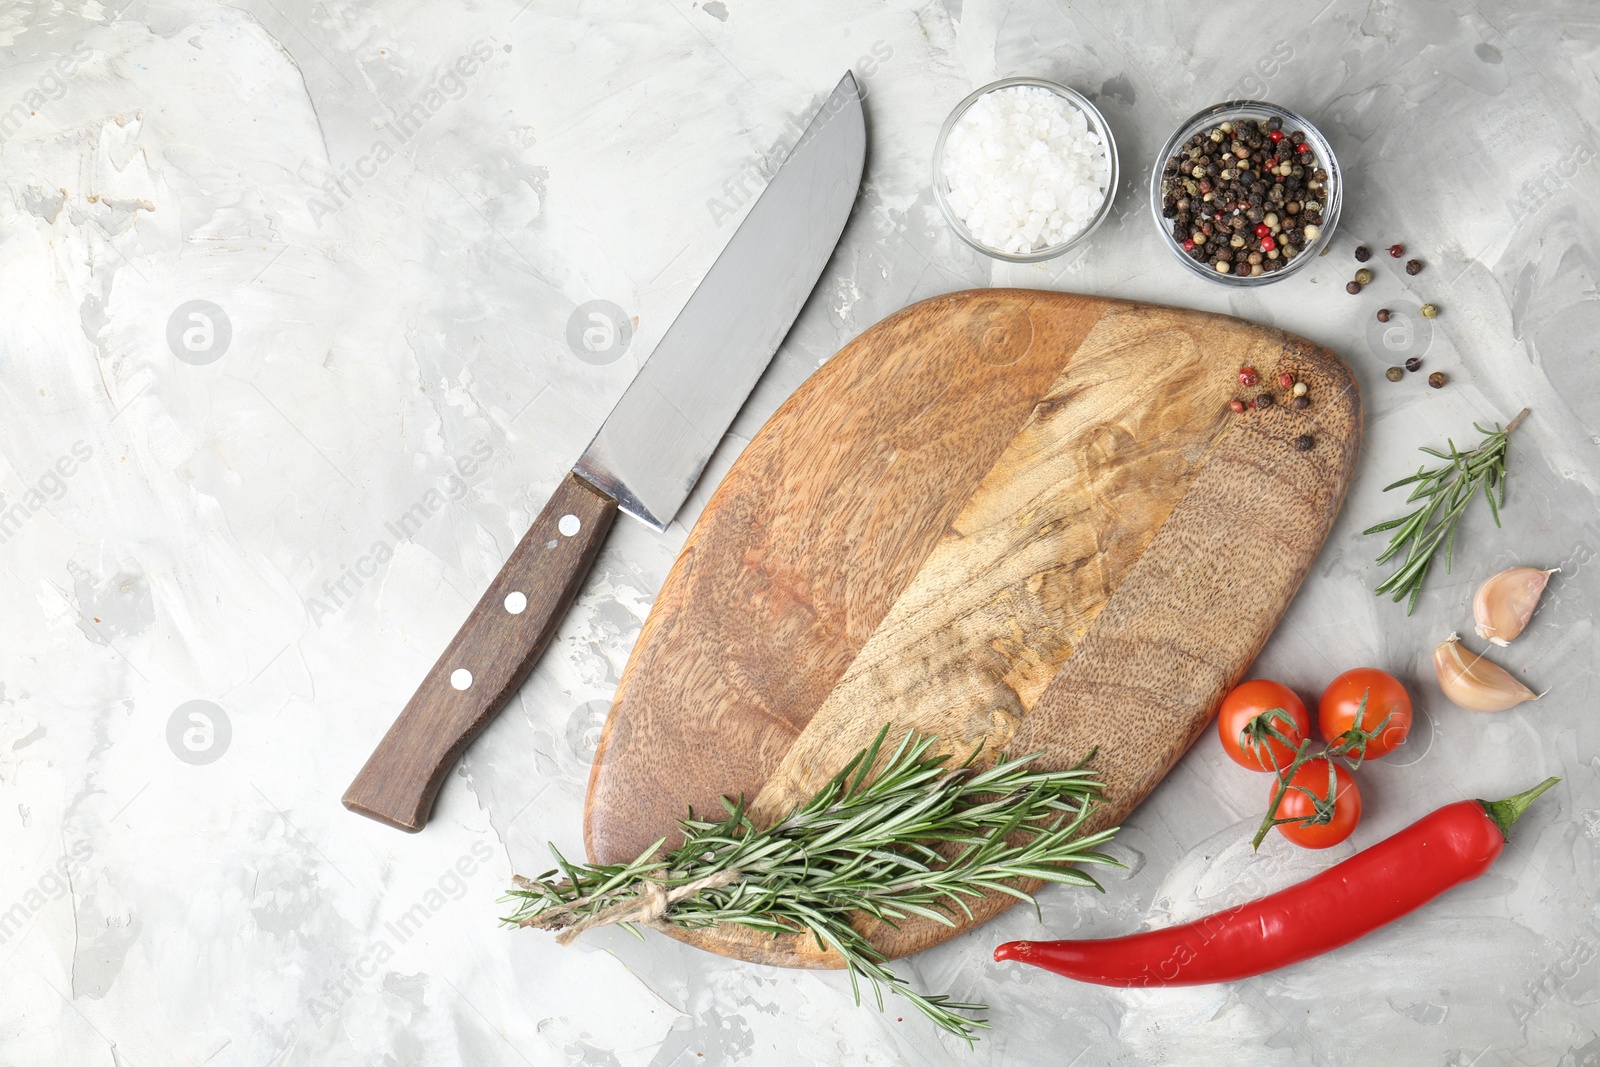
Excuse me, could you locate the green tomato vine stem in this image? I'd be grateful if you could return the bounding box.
[1249,691,1391,850]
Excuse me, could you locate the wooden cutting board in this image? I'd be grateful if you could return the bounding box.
[582,289,1360,967]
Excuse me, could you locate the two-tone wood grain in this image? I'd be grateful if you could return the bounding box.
[583,290,1360,965]
[584,294,1103,859]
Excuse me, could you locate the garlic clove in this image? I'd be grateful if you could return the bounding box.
[1473,566,1558,646]
[1433,632,1541,713]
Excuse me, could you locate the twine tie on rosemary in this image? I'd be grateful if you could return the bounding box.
[501,725,1122,1044]
[514,868,742,944]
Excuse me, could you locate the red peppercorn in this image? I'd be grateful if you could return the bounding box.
[1239,367,1259,387]
[1260,236,1277,252]
[1296,142,1311,154]
[1278,372,1294,390]
[1265,158,1279,169]
[1183,238,1196,252]
[1388,243,1404,258]
[1269,129,1284,144]
[1255,223,1270,238]
[1229,399,1246,414]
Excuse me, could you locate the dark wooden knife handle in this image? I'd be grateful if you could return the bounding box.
[343,471,619,831]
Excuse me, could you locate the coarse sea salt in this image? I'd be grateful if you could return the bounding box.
[941,85,1111,255]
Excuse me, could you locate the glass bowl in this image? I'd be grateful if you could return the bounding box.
[932,77,1119,263]
[1150,100,1342,286]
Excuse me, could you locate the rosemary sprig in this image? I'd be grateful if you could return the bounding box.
[502,726,1119,1044]
[1362,409,1528,614]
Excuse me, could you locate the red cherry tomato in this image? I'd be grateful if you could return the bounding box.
[1319,668,1413,761]
[1272,759,1362,849]
[1216,680,1310,772]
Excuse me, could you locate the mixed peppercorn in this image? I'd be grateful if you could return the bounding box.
[1354,241,1452,389]
[1230,364,1314,449]
[1160,116,1330,277]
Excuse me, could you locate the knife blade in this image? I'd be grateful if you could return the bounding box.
[343,72,866,831]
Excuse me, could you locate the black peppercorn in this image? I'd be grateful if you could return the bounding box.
[1292,395,1310,410]
[1376,308,1391,322]
[1257,392,1275,408]
[1406,259,1423,275]
[1294,435,1314,451]
[1347,281,1363,294]
[1429,371,1447,389]
[1405,357,1422,372]
[1354,245,1371,262]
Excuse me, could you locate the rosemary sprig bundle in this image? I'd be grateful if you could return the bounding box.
[502,726,1119,1044]
[1363,409,1528,614]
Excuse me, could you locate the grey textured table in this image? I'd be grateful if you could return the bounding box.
[2,1,1597,1064]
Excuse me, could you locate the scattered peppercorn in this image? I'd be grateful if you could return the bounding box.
[1292,395,1310,410]
[1294,435,1314,451]
[1354,245,1371,262]
[1428,371,1447,389]
[1229,399,1246,414]
[1405,357,1422,372]
[1388,243,1405,258]
[1386,366,1405,382]
[1257,392,1275,408]
[1292,381,1308,397]
[1239,366,1259,386]
[1278,372,1295,390]
[1355,268,1374,285]
[1405,259,1423,275]
[1347,281,1363,294]
[1158,116,1330,276]
[1420,303,1439,319]
[1376,308,1391,322]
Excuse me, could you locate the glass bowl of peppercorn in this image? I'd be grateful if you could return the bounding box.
[1151,101,1342,285]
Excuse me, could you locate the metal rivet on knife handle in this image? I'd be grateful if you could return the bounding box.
[341,472,619,832]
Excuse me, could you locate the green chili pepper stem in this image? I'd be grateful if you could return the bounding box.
[1478,776,1561,840]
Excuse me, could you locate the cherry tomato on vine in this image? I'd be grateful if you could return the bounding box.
[1216,680,1310,772]
[1272,759,1362,849]
[1319,668,1413,761]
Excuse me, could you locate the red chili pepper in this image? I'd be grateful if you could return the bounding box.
[994,778,1559,987]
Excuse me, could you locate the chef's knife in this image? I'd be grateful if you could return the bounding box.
[344,72,866,831]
